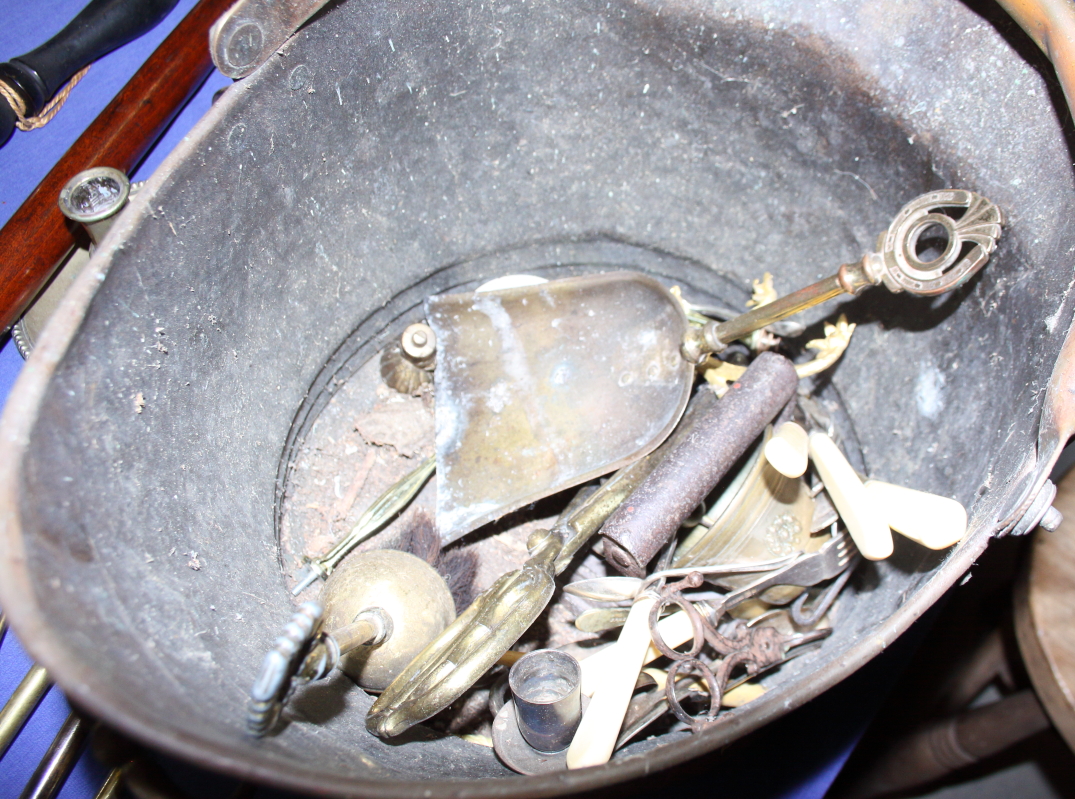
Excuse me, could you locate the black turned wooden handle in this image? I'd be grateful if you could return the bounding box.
[0,0,180,147]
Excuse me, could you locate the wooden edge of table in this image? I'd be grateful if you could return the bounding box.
[1014,471,1075,752]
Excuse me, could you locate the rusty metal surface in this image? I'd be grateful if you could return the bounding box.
[601,352,798,577]
[646,572,832,731]
[0,0,1073,796]
[427,272,693,542]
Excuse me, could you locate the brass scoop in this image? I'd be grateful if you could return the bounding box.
[427,190,1002,543]
[427,271,694,542]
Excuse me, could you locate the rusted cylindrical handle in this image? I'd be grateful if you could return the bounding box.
[600,351,799,577]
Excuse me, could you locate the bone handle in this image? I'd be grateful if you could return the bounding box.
[580,608,694,697]
[764,421,809,478]
[807,432,893,560]
[864,479,967,549]
[567,596,657,769]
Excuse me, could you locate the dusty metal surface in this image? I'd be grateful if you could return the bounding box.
[0,0,1073,796]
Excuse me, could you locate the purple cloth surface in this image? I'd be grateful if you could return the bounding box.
[0,0,202,226]
[0,626,108,799]
[0,2,915,797]
[0,2,226,796]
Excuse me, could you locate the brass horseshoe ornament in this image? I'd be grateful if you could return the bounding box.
[684,189,1004,359]
[872,189,1005,296]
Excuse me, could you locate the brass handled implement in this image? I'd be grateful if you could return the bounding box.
[366,457,655,738]
[365,391,727,739]
[681,190,1003,361]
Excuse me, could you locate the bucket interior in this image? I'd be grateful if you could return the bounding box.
[5,0,1075,794]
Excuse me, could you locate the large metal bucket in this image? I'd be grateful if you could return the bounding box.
[2,0,1075,795]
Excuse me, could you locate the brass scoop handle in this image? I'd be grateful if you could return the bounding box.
[366,452,660,739]
[683,190,1002,360]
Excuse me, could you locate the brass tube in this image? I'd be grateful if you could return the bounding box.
[92,768,124,799]
[997,0,1075,116]
[333,617,380,654]
[19,711,92,799]
[0,663,52,759]
[710,274,845,347]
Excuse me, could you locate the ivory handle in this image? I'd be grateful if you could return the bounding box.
[807,432,893,560]
[764,421,809,478]
[864,479,967,549]
[567,596,656,769]
[580,608,694,697]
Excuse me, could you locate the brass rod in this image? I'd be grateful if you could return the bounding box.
[0,663,52,759]
[322,454,435,567]
[92,768,124,799]
[711,274,845,347]
[333,618,380,654]
[19,711,92,799]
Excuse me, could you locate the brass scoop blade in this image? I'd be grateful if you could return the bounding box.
[427,271,693,542]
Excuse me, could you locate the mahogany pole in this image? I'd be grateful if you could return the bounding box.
[0,0,236,334]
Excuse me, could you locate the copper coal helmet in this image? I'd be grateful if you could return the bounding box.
[1,0,1075,796]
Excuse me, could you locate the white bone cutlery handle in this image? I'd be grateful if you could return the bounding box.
[580,607,694,697]
[764,421,809,478]
[807,432,893,560]
[567,596,656,768]
[864,479,967,549]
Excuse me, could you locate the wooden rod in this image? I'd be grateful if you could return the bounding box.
[0,0,236,334]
